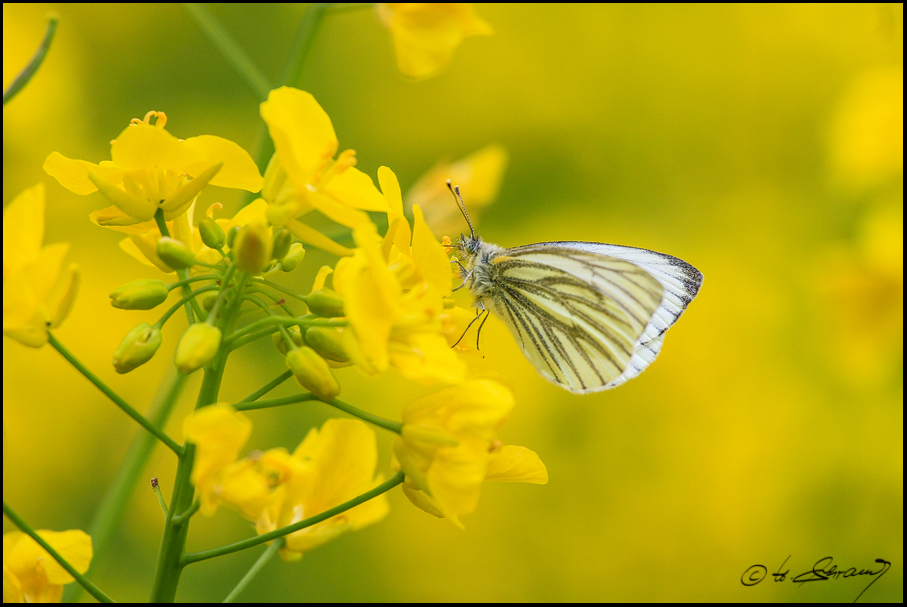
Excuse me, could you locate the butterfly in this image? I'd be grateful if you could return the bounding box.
[448,184,703,394]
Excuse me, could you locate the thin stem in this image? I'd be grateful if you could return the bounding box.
[3,13,58,105]
[239,370,293,403]
[234,392,319,412]
[226,315,345,344]
[322,396,404,434]
[149,275,250,602]
[152,478,169,517]
[182,3,272,99]
[2,502,115,603]
[183,472,405,565]
[155,210,204,323]
[63,370,187,603]
[222,537,285,603]
[48,333,182,454]
[244,2,330,208]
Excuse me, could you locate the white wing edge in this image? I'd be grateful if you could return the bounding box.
[540,241,703,389]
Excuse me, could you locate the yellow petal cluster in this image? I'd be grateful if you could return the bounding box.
[260,88,387,256]
[2,529,93,603]
[333,168,470,384]
[3,184,80,347]
[392,378,547,526]
[184,407,388,558]
[376,3,493,79]
[44,112,261,227]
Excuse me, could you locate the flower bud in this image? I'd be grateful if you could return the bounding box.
[199,217,226,249]
[156,237,196,270]
[305,289,344,317]
[226,225,240,249]
[271,229,292,261]
[110,279,169,310]
[280,242,305,272]
[201,291,219,312]
[286,346,340,400]
[280,242,306,272]
[174,323,222,374]
[232,223,272,275]
[113,323,163,373]
[272,324,305,355]
[304,327,349,363]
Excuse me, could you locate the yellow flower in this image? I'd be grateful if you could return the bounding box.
[260,88,387,256]
[2,529,92,603]
[44,111,262,226]
[376,3,493,79]
[184,410,388,557]
[184,404,254,516]
[3,184,79,348]
[256,418,389,561]
[333,168,469,384]
[405,143,508,236]
[392,378,547,526]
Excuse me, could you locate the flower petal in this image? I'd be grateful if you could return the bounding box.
[183,135,264,192]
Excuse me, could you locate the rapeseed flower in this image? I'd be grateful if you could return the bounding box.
[376,3,492,79]
[44,111,262,226]
[3,184,79,348]
[333,167,469,384]
[260,88,387,256]
[2,529,92,603]
[392,378,547,526]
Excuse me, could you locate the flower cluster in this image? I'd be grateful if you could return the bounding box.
[5,4,546,599]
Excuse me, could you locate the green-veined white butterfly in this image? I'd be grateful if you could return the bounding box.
[449,184,703,394]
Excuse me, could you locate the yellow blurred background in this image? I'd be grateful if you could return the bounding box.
[3,3,901,602]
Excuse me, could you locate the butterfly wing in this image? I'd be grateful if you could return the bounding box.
[485,241,702,393]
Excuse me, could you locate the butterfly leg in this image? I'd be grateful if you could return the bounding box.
[450,259,472,292]
[474,306,490,351]
[451,301,487,348]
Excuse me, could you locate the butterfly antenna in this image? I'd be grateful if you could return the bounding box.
[446,179,475,239]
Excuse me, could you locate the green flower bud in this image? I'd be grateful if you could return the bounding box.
[232,223,272,275]
[304,327,349,363]
[272,324,306,355]
[113,323,163,373]
[174,323,222,374]
[201,291,219,312]
[199,217,226,249]
[286,346,340,400]
[272,229,292,261]
[156,237,196,270]
[226,225,240,249]
[280,243,306,272]
[110,279,170,310]
[305,289,344,317]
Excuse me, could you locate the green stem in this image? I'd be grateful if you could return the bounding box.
[152,478,169,517]
[48,333,182,454]
[244,2,330,207]
[322,396,404,434]
[63,369,187,603]
[181,3,272,99]
[3,12,58,105]
[149,275,250,602]
[239,370,293,403]
[182,472,404,565]
[222,537,285,603]
[155,210,204,323]
[235,392,402,434]
[2,501,115,603]
[226,315,345,345]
